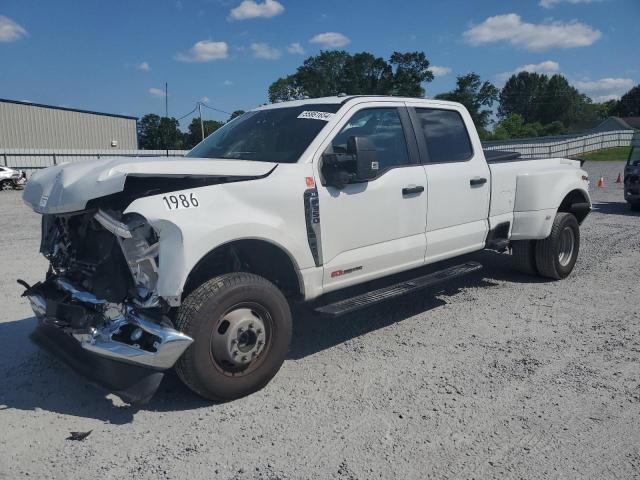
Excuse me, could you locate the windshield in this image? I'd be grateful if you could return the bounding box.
[187,104,341,163]
[628,146,640,166]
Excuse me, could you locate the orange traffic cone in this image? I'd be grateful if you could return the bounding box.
[615,173,622,184]
[597,176,605,188]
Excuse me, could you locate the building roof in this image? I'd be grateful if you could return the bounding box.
[591,116,640,133]
[0,98,138,120]
[620,117,640,130]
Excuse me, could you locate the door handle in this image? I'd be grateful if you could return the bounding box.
[402,185,424,196]
[470,177,487,186]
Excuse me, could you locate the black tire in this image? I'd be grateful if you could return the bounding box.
[630,202,640,212]
[534,212,580,280]
[511,240,538,275]
[0,180,13,191]
[174,272,292,401]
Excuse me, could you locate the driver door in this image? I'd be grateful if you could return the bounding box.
[314,103,428,293]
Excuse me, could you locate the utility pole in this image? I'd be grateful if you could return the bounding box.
[165,82,169,157]
[198,102,205,141]
[165,82,169,118]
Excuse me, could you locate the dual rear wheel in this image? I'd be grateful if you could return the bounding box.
[512,212,580,280]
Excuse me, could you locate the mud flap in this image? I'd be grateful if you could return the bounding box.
[30,323,164,404]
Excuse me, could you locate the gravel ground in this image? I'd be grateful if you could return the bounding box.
[1,161,638,480]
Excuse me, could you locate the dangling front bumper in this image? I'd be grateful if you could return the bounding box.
[23,278,193,403]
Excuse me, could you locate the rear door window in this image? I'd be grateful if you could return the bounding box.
[413,108,473,162]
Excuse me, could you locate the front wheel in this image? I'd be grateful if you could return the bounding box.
[0,180,13,191]
[175,272,292,401]
[534,212,580,280]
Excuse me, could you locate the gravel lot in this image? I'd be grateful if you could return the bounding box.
[1,160,639,480]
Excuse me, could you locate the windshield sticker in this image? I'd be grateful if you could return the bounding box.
[297,111,335,121]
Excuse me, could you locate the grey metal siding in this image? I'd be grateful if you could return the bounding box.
[0,101,137,149]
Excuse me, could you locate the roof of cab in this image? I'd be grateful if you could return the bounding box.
[254,95,462,110]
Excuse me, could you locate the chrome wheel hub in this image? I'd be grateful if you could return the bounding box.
[558,226,575,267]
[211,307,266,367]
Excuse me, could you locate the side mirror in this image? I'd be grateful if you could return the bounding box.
[347,136,379,181]
[321,136,379,189]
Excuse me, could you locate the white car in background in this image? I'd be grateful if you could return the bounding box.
[0,166,26,191]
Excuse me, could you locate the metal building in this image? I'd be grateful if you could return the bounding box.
[0,98,137,150]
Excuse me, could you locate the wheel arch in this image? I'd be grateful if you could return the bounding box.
[557,188,591,224]
[182,237,304,301]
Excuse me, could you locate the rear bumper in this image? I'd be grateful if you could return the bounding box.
[24,278,192,403]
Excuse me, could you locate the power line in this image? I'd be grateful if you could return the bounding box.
[172,102,231,122]
[175,106,198,121]
[199,102,232,115]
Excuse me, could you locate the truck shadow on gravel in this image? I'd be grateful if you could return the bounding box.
[289,249,546,360]
[591,201,640,216]
[0,251,547,422]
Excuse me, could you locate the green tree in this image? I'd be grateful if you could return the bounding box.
[228,110,246,121]
[594,99,620,119]
[611,85,640,117]
[183,117,224,149]
[434,73,499,137]
[138,114,184,150]
[536,74,585,126]
[267,50,434,102]
[498,72,548,123]
[268,76,306,103]
[388,51,433,97]
[491,114,567,140]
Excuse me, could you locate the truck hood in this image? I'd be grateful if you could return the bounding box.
[23,156,276,214]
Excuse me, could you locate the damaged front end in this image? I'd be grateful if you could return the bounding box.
[23,209,192,403]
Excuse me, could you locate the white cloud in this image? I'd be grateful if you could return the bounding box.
[309,32,350,48]
[250,42,281,60]
[200,96,210,103]
[496,60,560,82]
[574,77,635,101]
[176,40,229,62]
[540,0,601,8]
[574,77,635,92]
[149,88,167,97]
[287,42,305,54]
[430,66,451,77]
[591,94,622,103]
[136,61,150,71]
[229,0,284,20]
[463,13,601,51]
[0,15,27,42]
[222,79,234,86]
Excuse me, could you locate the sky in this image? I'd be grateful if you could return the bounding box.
[1,0,639,128]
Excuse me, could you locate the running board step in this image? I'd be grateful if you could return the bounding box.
[315,261,482,317]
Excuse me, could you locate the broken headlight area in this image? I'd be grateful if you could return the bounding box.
[41,209,161,308]
[26,208,192,402]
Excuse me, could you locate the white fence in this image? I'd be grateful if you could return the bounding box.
[0,148,189,176]
[482,129,634,159]
[1,129,635,176]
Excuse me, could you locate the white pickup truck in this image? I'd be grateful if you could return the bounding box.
[21,96,591,403]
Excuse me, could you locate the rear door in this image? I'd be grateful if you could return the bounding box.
[408,105,490,263]
[313,102,428,292]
